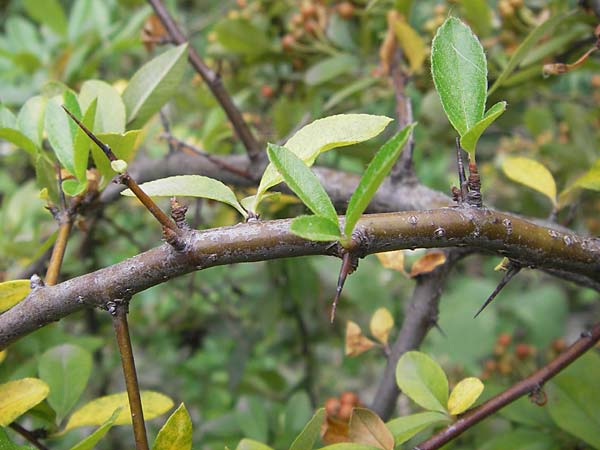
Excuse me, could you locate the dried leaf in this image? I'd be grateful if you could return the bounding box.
[348,408,394,450]
[369,308,394,346]
[409,251,447,277]
[375,251,406,274]
[321,416,351,444]
[345,321,376,357]
[141,14,168,52]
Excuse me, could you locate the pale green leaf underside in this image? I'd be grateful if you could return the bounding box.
[121,175,247,218]
[460,101,506,157]
[267,144,338,223]
[395,351,449,413]
[386,411,450,445]
[252,114,392,211]
[290,216,341,242]
[344,123,416,238]
[431,17,487,136]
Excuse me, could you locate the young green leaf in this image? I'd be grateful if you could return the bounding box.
[572,159,600,191]
[344,123,416,238]
[62,179,88,197]
[45,97,76,175]
[395,351,449,413]
[0,279,30,313]
[0,378,49,426]
[252,114,392,212]
[17,95,46,147]
[386,411,450,445]
[90,130,142,186]
[69,407,123,450]
[0,128,39,156]
[431,17,486,136]
[79,80,126,134]
[447,377,484,415]
[152,403,192,450]
[460,101,506,158]
[62,391,174,432]
[121,175,247,218]
[267,144,338,223]
[290,216,341,242]
[488,11,574,96]
[22,0,67,36]
[73,99,97,183]
[38,344,93,421]
[122,43,188,129]
[289,408,325,450]
[501,156,557,207]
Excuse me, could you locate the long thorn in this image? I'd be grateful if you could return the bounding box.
[61,106,116,161]
[474,264,521,318]
[331,252,353,323]
[456,138,468,203]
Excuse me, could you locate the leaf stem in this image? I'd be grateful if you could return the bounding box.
[8,423,49,450]
[111,300,149,450]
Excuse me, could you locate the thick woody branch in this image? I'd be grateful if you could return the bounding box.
[415,322,600,450]
[147,0,261,160]
[2,208,599,349]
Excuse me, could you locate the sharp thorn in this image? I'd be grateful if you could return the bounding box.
[474,264,521,318]
[61,105,115,160]
[433,321,447,337]
[330,252,353,323]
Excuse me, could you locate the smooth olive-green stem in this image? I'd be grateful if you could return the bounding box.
[111,302,149,450]
[45,219,73,286]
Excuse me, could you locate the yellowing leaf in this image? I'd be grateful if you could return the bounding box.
[369,308,394,346]
[375,251,406,275]
[447,377,484,415]
[574,159,600,191]
[501,157,557,206]
[391,14,426,73]
[63,391,174,432]
[348,408,394,450]
[0,279,30,313]
[345,321,376,357]
[0,350,6,364]
[409,251,447,278]
[152,403,192,450]
[0,378,49,426]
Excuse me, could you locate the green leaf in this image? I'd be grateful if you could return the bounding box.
[253,114,392,211]
[62,90,82,139]
[45,97,76,175]
[289,408,325,450]
[267,144,337,223]
[62,391,174,432]
[459,0,492,37]
[73,99,97,183]
[546,352,600,449]
[283,392,313,439]
[431,17,487,136]
[348,408,394,450]
[488,11,575,96]
[152,403,192,450]
[236,397,269,443]
[573,159,600,191]
[460,101,506,158]
[395,351,449,413]
[235,439,274,450]
[61,179,87,197]
[0,378,49,426]
[122,43,188,129]
[344,123,416,238]
[447,377,484,415]
[38,344,93,421]
[0,428,35,450]
[386,411,450,445]
[214,19,272,58]
[17,95,46,147]
[90,130,142,186]
[120,175,247,218]
[0,128,39,156]
[290,216,341,241]
[501,157,557,206]
[79,80,126,134]
[304,54,358,86]
[0,105,17,128]
[22,0,67,36]
[324,78,378,111]
[69,407,122,450]
[0,279,30,313]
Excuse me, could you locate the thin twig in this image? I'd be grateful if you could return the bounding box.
[415,322,600,450]
[45,214,73,286]
[9,423,49,450]
[163,133,253,180]
[111,300,149,450]
[62,106,180,234]
[147,0,261,160]
[159,109,176,154]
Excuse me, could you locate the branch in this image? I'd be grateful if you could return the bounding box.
[371,250,465,419]
[415,322,600,450]
[2,208,599,349]
[147,0,262,160]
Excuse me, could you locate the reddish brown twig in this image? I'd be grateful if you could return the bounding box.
[415,322,600,450]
